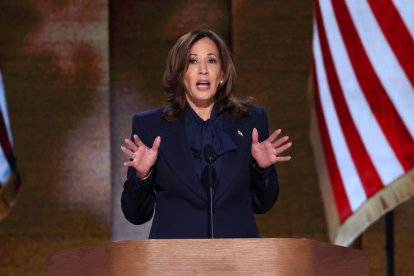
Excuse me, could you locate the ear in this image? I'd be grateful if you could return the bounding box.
[219,71,225,85]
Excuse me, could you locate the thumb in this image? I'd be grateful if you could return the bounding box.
[152,136,161,151]
[252,128,259,145]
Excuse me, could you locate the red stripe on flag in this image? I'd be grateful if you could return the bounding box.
[368,0,414,88]
[312,60,352,222]
[333,0,414,171]
[315,0,384,197]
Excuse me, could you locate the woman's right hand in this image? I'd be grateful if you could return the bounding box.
[121,134,161,179]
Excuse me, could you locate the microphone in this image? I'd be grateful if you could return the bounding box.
[203,144,216,238]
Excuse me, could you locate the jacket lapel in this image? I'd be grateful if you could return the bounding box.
[214,115,252,201]
[155,117,207,202]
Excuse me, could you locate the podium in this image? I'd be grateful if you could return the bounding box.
[47,238,368,275]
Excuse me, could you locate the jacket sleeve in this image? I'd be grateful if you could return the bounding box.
[250,107,280,214]
[121,114,156,225]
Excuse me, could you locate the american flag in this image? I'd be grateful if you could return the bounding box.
[0,70,20,221]
[311,0,414,246]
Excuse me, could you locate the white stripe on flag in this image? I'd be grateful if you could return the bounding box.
[392,0,414,40]
[346,0,414,140]
[313,22,366,211]
[320,0,404,185]
[0,147,11,184]
[0,72,13,145]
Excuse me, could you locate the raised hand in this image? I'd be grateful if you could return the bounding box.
[121,134,161,179]
[251,128,292,169]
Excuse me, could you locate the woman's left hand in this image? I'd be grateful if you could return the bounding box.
[251,128,292,169]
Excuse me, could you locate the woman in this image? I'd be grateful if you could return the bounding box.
[120,29,292,239]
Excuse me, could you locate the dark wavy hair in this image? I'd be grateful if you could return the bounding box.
[162,29,251,121]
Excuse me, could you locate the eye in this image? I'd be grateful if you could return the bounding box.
[208,58,217,64]
[189,58,197,64]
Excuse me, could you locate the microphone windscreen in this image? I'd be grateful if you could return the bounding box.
[203,144,217,163]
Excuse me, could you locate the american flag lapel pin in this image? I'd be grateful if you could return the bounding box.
[237,130,244,137]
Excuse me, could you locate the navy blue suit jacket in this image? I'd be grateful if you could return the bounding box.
[121,105,279,239]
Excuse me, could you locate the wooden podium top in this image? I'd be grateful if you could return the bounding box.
[47,238,367,276]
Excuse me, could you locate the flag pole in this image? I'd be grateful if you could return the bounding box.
[385,211,394,276]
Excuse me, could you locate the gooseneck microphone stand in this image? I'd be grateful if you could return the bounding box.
[203,144,216,239]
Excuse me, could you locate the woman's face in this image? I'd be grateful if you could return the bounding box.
[183,37,223,110]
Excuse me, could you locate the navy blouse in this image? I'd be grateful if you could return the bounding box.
[184,107,237,191]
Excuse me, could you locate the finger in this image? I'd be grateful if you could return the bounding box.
[275,156,292,162]
[124,138,139,152]
[267,129,282,143]
[123,160,134,167]
[133,134,145,147]
[252,128,259,145]
[120,145,134,159]
[272,135,289,148]
[272,136,289,148]
[275,142,292,155]
[152,136,161,151]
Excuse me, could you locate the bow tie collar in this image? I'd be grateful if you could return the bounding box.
[186,107,237,158]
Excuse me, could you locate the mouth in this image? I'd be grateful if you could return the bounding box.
[196,80,211,89]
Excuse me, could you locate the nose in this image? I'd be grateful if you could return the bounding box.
[199,61,208,75]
